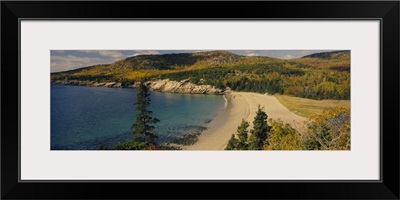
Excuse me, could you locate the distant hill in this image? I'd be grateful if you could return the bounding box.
[302,50,350,59]
[53,50,350,74]
[51,50,351,100]
[51,50,281,82]
[296,50,350,71]
[109,50,245,70]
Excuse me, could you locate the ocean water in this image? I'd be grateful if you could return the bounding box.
[51,85,225,150]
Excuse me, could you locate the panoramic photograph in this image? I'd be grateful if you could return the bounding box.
[51,50,350,150]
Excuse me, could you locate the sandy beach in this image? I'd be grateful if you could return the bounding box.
[184,92,306,150]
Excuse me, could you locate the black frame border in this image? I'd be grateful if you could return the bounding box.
[2,1,399,199]
[17,18,383,184]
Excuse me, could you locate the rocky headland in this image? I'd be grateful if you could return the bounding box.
[51,79,225,95]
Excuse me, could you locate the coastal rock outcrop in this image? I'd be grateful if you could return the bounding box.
[52,80,123,88]
[146,79,223,95]
[51,79,224,95]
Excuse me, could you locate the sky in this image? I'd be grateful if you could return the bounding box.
[51,50,334,72]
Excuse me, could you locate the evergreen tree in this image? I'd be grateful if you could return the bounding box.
[236,119,250,150]
[225,134,239,150]
[225,119,250,150]
[249,105,269,150]
[248,136,263,150]
[131,82,160,144]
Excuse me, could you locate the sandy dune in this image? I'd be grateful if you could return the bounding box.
[184,92,306,150]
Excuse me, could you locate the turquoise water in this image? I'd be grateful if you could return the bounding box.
[51,85,225,150]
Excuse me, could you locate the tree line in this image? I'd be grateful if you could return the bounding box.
[160,64,350,100]
[52,61,350,100]
[225,106,350,150]
[97,81,350,151]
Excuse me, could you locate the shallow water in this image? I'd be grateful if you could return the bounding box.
[51,85,225,150]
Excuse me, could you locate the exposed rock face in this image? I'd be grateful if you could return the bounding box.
[52,80,123,88]
[51,79,224,95]
[146,79,223,95]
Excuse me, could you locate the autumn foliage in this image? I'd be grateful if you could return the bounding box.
[302,107,350,150]
[226,106,351,150]
[51,50,350,100]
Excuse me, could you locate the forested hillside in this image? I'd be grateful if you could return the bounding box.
[51,50,350,100]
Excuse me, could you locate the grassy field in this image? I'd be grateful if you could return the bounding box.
[275,94,350,118]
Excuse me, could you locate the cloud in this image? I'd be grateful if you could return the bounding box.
[130,50,160,57]
[98,51,125,58]
[51,50,161,72]
[282,54,295,59]
[51,55,113,72]
[247,53,258,56]
[79,50,125,59]
[245,50,258,56]
[80,50,99,54]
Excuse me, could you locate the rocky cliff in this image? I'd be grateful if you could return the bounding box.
[147,79,223,95]
[51,79,224,95]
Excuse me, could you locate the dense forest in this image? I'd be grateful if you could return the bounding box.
[51,50,350,100]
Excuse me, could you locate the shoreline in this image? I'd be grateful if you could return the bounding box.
[183,91,306,150]
[53,83,306,150]
[51,79,224,95]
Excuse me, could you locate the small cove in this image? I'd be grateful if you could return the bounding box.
[51,85,225,150]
